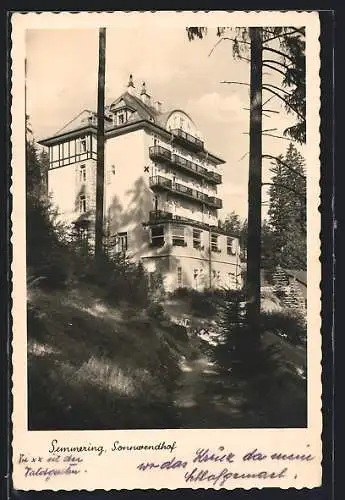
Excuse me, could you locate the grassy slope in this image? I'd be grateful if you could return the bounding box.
[28,285,307,430]
[27,285,192,430]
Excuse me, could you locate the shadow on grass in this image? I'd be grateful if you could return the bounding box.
[27,288,184,430]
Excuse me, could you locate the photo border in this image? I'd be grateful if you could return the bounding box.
[4,7,335,498]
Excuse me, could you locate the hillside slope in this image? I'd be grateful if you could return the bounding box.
[27,284,192,430]
[27,285,307,430]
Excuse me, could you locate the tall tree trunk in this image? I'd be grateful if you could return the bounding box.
[95,27,106,258]
[246,27,263,329]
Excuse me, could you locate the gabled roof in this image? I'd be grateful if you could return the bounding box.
[108,91,159,123]
[38,91,225,164]
[284,269,307,286]
[54,109,96,136]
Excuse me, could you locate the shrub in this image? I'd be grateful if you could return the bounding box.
[190,291,217,317]
[212,289,281,377]
[146,303,167,322]
[260,309,306,346]
[148,271,166,302]
[26,199,75,289]
[169,287,191,299]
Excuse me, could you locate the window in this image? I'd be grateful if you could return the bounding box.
[114,232,128,253]
[227,237,236,255]
[211,233,219,252]
[111,165,116,175]
[79,194,86,213]
[78,136,87,154]
[193,269,199,280]
[150,226,164,247]
[118,113,125,125]
[79,164,86,182]
[177,267,182,286]
[193,229,202,249]
[172,225,186,246]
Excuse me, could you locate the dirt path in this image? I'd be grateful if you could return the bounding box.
[173,354,254,428]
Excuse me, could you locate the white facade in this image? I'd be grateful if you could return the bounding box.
[40,79,242,292]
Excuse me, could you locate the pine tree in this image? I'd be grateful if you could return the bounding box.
[219,211,243,236]
[268,143,306,270]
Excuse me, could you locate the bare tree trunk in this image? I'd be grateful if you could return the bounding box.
[246,27,263,329]
[95,27,106,258]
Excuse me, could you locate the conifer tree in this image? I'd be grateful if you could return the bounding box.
[268,143,306,270]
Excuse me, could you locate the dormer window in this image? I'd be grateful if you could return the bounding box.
[118,113,125,125]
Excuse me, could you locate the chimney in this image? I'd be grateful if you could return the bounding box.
[140,81,151,106]
[155,101,162,113]
[127,74,135,95]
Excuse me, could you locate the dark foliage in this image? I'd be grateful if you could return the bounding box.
[26,199,74,289]
[146,302,168,322]
[268,143,307,270]
[260,309,307,346]
[210,289,306,426]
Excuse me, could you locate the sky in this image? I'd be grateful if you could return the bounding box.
[26,27,302,220]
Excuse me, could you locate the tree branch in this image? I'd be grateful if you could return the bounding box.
[262,86,305,120]
[262,28,305,45]
[263,46,295,63]
[263,58,293,70]
[208,36,249,57]
[262,182,305,200]
[221,81,250,87]
[263,133,291,141]
[263,83,292,96]
[262,63,286,78]
[262,154,306,179]
[263,95,274,107]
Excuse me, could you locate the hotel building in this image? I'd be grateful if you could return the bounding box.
[39,76,242,291]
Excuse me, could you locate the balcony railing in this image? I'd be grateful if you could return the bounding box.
[174,182,193,197]
[149,146,222,185]
[149,175,172,190]
[206,171,222,184]
[171,153,208,179]
[149,145,171,162]
[149,175,223,209]
[147,210,228,235]
[196,191,209,203]
[207,196,223,209]
[171,128,204,151]
[148,210,174,223]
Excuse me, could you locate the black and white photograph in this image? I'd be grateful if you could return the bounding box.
[11,10,322,491]
[25,24,308,430]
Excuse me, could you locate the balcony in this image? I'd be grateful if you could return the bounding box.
[147,210,227,235]
[149,146,222,186]
[149,175,172,190]
[148,210,207,231]
[171,153,208,180]
[207,196,223,209]
[149,209,174,223]
[171,128,204,152]
[149,145,171,162]
[174,181,194,197]
[206,171,222,184]
[149,175,223,209]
